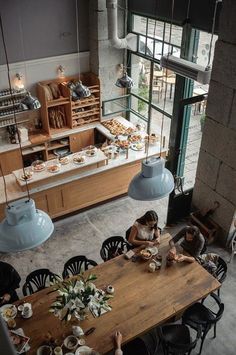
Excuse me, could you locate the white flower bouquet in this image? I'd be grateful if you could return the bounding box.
[49,274,112,322]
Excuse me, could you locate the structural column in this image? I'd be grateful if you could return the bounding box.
[89,0,125,102]
[192,0,236,244]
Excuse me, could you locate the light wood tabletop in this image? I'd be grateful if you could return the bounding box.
[13,234,220,354]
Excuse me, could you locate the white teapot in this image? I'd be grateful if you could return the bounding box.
[72,325,84,337]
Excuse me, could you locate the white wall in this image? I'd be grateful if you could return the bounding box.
[0,52,90,95]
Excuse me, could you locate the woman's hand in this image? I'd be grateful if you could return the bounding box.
[114,330,122,349]
[153,237,160,246]
[145,241,155,247]
[168,247,177,258]
[2,293,11,302]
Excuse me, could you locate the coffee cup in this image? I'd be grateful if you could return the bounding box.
[106,285,114,294]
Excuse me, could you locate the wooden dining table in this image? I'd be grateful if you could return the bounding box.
[12,234,220,354]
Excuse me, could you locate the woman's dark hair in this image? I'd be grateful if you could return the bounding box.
[137,210,158,229]
[185,225,200,238]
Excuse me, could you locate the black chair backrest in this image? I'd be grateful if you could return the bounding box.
[215,256,227,283]
[208,292,225,323]
[159,323,201,355]
[100,236,130,262]
[200,238,207,254]
[62,255,97,279]
[22,268,58,296]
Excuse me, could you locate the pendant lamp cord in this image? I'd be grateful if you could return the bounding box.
[0,13,31,202]
[160,0,175,157]
[206,0,220,70]
[75,0,81,81]
[0,163,10,208]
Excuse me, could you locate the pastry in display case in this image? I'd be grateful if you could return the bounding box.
[46,159,61,173]
[31,160,46,172]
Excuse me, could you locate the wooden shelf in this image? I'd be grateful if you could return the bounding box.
[37,72,101,135]
[47,97,70,107]
[72,110,99,119]
[72,98,99,108]
[72,118,99,128]
[47,142,69,151]
[22,145,46,156]
[48,152,57,160]
[49,126,71,135]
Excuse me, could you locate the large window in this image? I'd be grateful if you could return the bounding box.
[129,15,182,144]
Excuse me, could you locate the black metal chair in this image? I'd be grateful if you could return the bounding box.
[100,236,130,262]
[62,255,97,279]
[215,256,227,296]
[158,323,201,355]
[182,293,224,355]
[122,336,150,355]
[22,268,58,296]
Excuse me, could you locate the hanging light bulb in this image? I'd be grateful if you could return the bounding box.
[14,73,24,90]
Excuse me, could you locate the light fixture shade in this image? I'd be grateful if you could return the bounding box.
[74,81,91,98]
[0,198,54,252]
[128,157,174,201]
[21,92,41,109]
[115,72,134,88]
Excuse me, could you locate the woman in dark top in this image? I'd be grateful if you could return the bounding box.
[169,226,205,263]
[0,261,21,304]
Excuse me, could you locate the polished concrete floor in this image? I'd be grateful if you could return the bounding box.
[0,195,235,354]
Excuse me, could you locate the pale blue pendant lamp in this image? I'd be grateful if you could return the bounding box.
[0,13,54,252]
[0,199,54,252]
[128,157,174,200]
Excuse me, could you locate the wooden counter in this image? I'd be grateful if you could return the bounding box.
[0,147,166,220]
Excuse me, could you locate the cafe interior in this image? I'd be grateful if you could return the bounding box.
[0,0,235,354]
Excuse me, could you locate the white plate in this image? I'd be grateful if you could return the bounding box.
[131,143,145,151]
[75,346,93,355]
[147,246,159,256]
[73,156,86,165]
[19,175,33,182]
[0,304,17,320]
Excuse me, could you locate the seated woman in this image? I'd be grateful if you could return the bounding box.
[128,210,160,247]
[168,226,205,263]
[0,261,21,305]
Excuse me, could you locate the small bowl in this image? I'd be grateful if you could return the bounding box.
[64,335,79,350]
[37,345,52,355]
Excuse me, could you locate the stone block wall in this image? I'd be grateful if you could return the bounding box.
[193,0,236,244]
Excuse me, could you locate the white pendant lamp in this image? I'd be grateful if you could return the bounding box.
[0,13,54,252]
[0,199,54,252]
[128,157,174,200]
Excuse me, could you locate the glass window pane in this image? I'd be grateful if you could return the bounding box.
[129,112,148,132]
[131,54,151,100]
[131,95,149,119]
[102,96,129,116]
[132,15,147,35]
[149,108,171,147]
[152,71,176,115]
[147,19,164,39]
[164,24,183,47]
[139,36,154,57]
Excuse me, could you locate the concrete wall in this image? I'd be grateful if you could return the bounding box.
[89,0,125,102]
[0,0,89,64]
[192,0,236,245]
